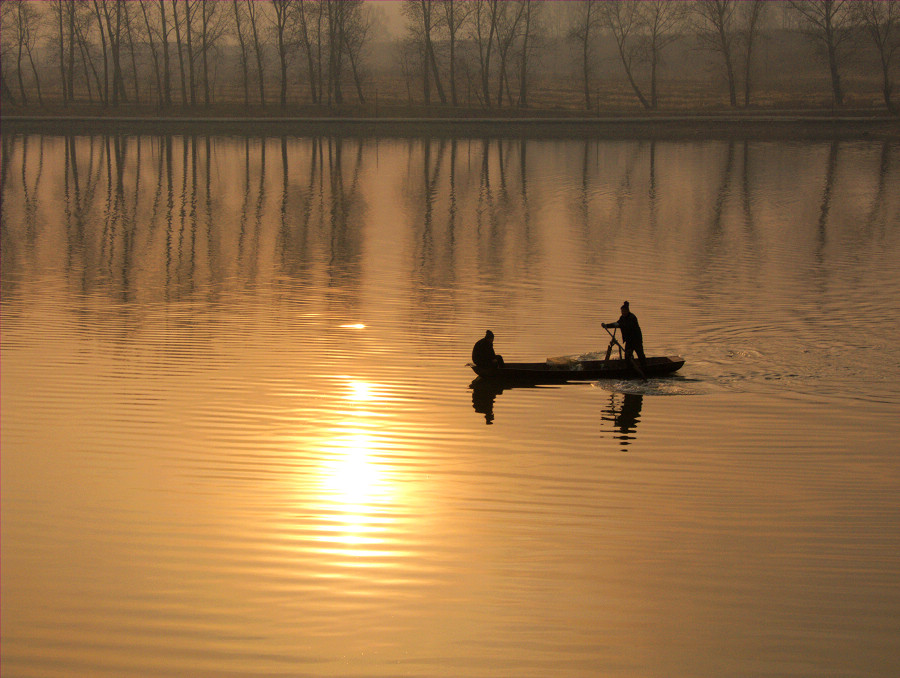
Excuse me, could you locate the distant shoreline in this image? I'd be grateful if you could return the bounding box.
[4,112,897,140]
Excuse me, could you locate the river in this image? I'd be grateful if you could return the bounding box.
[2,132,898,677]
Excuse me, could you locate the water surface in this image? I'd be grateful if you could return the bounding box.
[2,133,899,677]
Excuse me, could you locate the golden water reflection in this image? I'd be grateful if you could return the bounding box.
[310,379,405,568]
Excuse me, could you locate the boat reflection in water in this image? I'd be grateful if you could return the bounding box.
[471,380,643,446]
[469,380,561,425]
[601,392,644,447]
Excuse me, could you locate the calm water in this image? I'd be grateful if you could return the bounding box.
[2,132,899,677]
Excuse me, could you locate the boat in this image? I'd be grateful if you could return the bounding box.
[470,355,685,384]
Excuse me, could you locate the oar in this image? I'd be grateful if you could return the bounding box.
[603,325,646,380]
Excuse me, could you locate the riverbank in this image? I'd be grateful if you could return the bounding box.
[3,103,898,140]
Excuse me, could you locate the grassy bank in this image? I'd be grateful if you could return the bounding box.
[3,104,897,141]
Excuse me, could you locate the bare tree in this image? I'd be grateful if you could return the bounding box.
[738,0,767,107]
[170,0,189,104]
[403,0,447,105]
[73,8,103,102]
[139,1,164,105]
[294,0,322,104]
[9,0,45,106]
[600,1,652,109]
[437,0,473,107]
[470,0,501,107]
[851,0,900,113]
[245,0,268,105]
[568,0,603,110]
[198,0,228,106]
[692,0,739,107]
[184,0,199,106]
[157,0,173,105]
[325,0,344,105]
[324,0,370,106]
[97,0,128,105]
[643,1,689,109]
[516,0,542,108]
[1,2,19,104]
[494,0,527,107]
[231,0,252,105]
[121,3,142,103]
[788,0,853,107]
[49,0,74,105]
[343,0,371,103]
[271,0,295,108]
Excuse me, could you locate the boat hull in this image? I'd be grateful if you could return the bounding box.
[470,356,685,383]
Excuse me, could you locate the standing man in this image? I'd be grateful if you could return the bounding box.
[472,330,504,370]
[602,301,647,373]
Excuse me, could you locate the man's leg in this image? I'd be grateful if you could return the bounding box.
[635,344,647,372]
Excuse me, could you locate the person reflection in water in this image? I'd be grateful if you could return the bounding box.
[472,330,504,370]
[602,301,647,373]
[603,393,643,446]
[471,382,503,425]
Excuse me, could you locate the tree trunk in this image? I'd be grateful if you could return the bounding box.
[159,0,172,106]
[140,1,164,106]
[232,1,250,106]
[171,0,188,105]
[246,0,266,105]
[91,0,110,104]
[124,4,141,103]
[201,0,211,106]
[67,1,76,102]
[297,0,319,104]
[185,0,197,106]
[826,21,843,106]
[446,1,458,106]
[55,1,68,105]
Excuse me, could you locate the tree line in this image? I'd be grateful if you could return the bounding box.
[2,0,898,114]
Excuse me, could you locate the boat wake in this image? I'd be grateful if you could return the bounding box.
[593,377,707,396]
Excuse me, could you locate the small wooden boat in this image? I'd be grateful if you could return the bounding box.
[470,355,685,384]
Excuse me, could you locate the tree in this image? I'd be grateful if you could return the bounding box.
[231,0,252,105]
[692,0,740,107]
[788,0,853,107]
[437,0,473,107]
[325,0,345,105]
[403,0,447,105]
[738,0,767,107]
[493,0,526,107]
[157,0,174,105]
[1,2,19,104]
[600,1,652,109]
[244,0,268,105]
[198,0,227,106]
[342,0,371,103]
[851,0,900,113]
[121,3,143,103]
[271,0,295,108]
[642,1,689,109]
[170,0,189,104]
[568,0,603,110]
[516,0,542,108]
[294,0,322,104]
[470,0,501,107]
[49,1,73,105]
[10,0,45,106]
[183,0,199,106]
[98,0,128,105]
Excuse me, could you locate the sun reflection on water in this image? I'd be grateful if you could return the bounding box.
[312,379,401,565]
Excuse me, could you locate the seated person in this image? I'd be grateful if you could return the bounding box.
[472,330,504,369]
